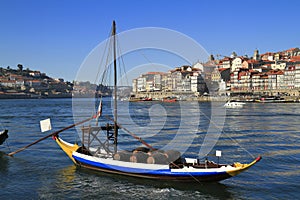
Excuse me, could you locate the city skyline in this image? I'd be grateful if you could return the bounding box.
[0,0,299,81]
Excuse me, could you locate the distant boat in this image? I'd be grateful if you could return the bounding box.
[129,97,152,102]
[141,97,152,101]
[224,100,245,108]
[255,96,286,103]
[53,21,261,183]
[162,97,177,103]
[0,129,8,145]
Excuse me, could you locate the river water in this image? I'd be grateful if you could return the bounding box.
[0,98,299,199]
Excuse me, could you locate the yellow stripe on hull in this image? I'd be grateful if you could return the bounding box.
[227,156,262,177]
[54,136,79,164]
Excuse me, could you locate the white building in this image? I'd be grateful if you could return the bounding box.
[132,79,137,93]
[295,64,300,88]
[153,74,162,91]
[271,61,286,70]
[284,66,295,89]
[137,77,146,92]
[192,62,204,71]
[231,57,244,72]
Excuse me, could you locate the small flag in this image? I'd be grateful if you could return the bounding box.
[40,118,52,132]
[97,101,102,117]
[95,100,102,126]
[216,150,222,157]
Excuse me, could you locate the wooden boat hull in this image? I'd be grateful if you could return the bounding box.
[54,136,261,182]
[0,130,8,145]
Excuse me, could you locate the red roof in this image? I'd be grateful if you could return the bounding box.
[277,71,284,75]
[146,72,166,75]
[222,57,232,61]
[267,70,284,75]
[30,80,41,83]
[249,69,258,73]
[290,56,300,62]
[261,52,274,56]
[286,47,297,52]
[246,59,259,64]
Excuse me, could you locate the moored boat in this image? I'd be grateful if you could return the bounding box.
[224,100,245,108]
[162,97,177,103]
[0,129,8,145]
[54,136,261,182]
[129,97,152,102]
[141,97,152,101]
[255,96,287,103]
[52,21,261,182]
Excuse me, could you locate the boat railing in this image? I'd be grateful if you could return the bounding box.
[81,125,117,156]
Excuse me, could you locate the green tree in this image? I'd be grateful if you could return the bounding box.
[17,64,23,71]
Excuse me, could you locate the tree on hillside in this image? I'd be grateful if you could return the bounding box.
[17,64,23,71]
[231,51,237,58]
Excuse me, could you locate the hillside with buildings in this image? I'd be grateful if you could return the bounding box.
[132,47,300,100]
[0,65,74,98]
[0,64,111,98]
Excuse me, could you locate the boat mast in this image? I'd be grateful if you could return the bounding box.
[112,20,118,148]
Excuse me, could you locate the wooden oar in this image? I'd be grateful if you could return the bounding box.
[105,116,156,151]
[7,116,96,156]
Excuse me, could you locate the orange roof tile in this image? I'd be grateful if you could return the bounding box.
[290,56,300,62]
[286,47,297,52]
[261,52,274,56]
[246,59,259,64]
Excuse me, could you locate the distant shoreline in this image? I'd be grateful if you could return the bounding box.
[0,93,299,103]
[0,93,112,99]
[0,93,72,99]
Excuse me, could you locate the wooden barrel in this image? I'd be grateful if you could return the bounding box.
[149,149,164,155]
[147,152,168,164]
[133,147,150,153]
[113,151,132,162]
[130,151,148,163]
[164,150,181,163]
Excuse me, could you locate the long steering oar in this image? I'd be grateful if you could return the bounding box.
[7,115,96,157]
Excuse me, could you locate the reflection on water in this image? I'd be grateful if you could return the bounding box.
[38,165,234,200]
[0,152,9,189]
[0,99,300,199]
[55,165,77,190]
[0,151,9,171]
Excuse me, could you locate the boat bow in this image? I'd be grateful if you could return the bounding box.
[54,136,80,164]
[227,156,262,177]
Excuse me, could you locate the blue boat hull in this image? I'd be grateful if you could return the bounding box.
[73,154,232,182]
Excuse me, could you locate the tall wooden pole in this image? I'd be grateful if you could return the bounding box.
[112,20,118,151]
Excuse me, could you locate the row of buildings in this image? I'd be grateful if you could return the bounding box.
[132,65,207,96]
[132,47,300,98]
[0,67,72,97]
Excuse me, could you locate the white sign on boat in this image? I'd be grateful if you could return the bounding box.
[216,150,222,157]
[40,118,52,132]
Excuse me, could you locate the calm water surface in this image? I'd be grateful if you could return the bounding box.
[0,98,299,199]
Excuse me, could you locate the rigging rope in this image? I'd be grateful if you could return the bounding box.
[93,25,114,86]
[199,105,256,159]
[116,36,129,87]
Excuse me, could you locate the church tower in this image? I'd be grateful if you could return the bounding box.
[254,49,260,61]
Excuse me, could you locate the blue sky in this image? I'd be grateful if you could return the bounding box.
[0,0,299,81]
